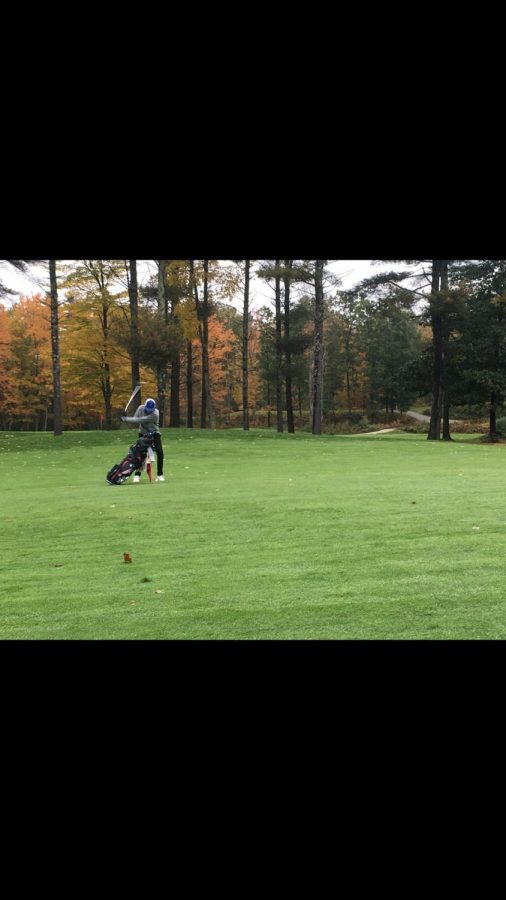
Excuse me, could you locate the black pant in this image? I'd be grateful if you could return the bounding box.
[135,431,164,477]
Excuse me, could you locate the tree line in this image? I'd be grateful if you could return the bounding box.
[1,259,505,440]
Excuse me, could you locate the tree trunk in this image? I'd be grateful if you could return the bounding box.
[428,260,446,441]
[200,260,213,428]
[168,262,182,429]
[284,259,294,433]
[442,393,452,441]
[156,365,167,427]
[100,291,113,429]
[190,259,214,429]
[158,259,169,318]
[49,259,62,436]
[190,259,205,427]
[157,260,169,426]
[441,261,452,441]
[127,259,141,399]
[275,260,283,432]
[187,340,193,428]
[311,260,325,435]
[103,362,113,428]
[170,353,181,427]
[309,361,313,424]
[490,391,498,439]
[242,260,250,431]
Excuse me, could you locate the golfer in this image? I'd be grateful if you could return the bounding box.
[122,398,165,483]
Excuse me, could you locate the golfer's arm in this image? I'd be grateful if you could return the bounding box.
[124,414,153,425]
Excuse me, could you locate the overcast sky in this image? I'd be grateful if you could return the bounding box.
[0,259,399,311]
[246,260,409,309]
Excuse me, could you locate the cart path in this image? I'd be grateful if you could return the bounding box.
[347,410,452,436]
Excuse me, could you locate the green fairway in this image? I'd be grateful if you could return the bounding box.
[1,427,505,639]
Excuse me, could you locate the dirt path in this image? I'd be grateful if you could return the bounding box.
[360,427,399,435]
[346,412,427,436]
[342,426,399,436]
[347,409,456,436]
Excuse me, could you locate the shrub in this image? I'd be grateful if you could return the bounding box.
[400,423,428,434]
[450,421,488,434]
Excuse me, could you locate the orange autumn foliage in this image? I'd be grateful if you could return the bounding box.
[4,294,52,427]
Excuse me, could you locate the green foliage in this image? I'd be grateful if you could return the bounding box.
[449,261,506,408]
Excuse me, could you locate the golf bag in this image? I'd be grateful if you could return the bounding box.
[106,431,156,486]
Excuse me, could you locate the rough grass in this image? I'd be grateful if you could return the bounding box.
[1,427,505,640]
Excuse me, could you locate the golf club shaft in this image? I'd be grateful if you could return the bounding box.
[124,383,141,413]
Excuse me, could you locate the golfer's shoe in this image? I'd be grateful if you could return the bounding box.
[133,475,141,483]
[155,475,165,482]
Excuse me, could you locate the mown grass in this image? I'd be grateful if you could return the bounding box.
[1,427,505,640]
